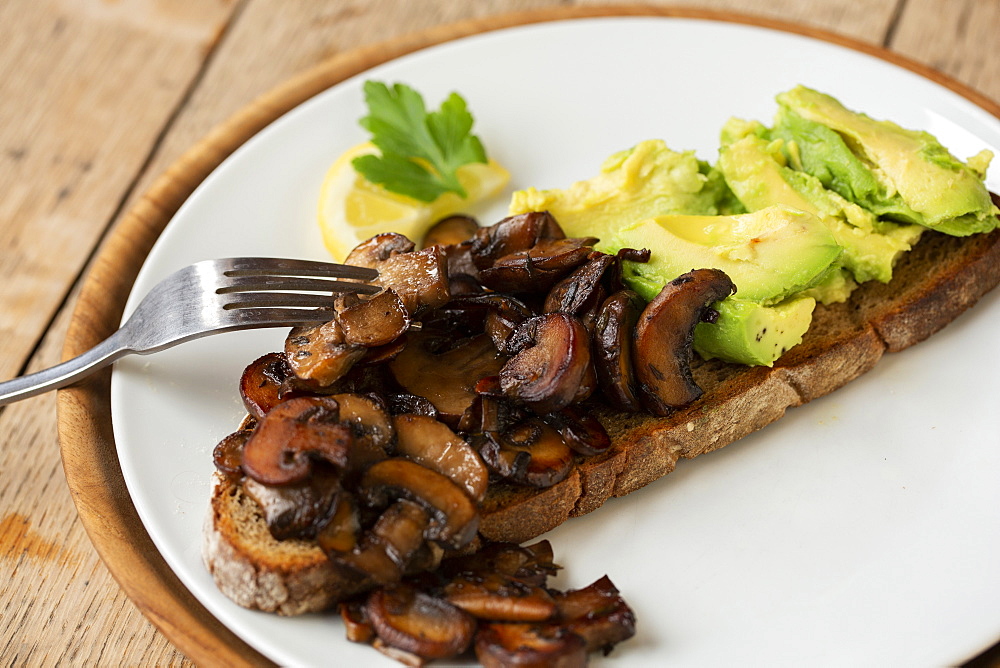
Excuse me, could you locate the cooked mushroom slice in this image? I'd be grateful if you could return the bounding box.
[444,571,557,621]
[326,393,394,474]
[212,428,251,476]
[474,622,586,668]
[499,314,594,414]
[441,540,558,587]
[285,319,366,388]
[359,458,480,549]
[345,232,415,269]
[357,334,409,366]
[386,392,438,418]
[389,333,506,425]
[335,500,431,585]
[340,600,375,644]
[241,396,352,485]
[544,405,611,457]
[422,214,480,248]
[239,352,293,420]
[469,211,566,270]
[592,289,645,412]
[366,584,475,662]
[542,253,615,316]
[392,414,489,502]
[243,468,341,540]
[633,268,736,415]
[315,492,360,554]
[458,377,525,435]
[373,245,451,315]
[480,419,575,488]
[478,238,598,294]
[554,576,637,654]
[337,288,410,348]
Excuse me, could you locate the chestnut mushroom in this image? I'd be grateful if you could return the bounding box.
[554,576,637,654]
[359,458,480,549]
[444,571,557,622]
[239,352,293,420]
[315,492,360,555]
[474,622,587,668]
[339,600,375,644]
[335,500,430,585]
[478,238,598,294]
[326,393,394,474]
[499,314,594,414]
[392,414,490,502]
[389,333,506,425]
[633,268,736,415]
[212,428,251,476]
[592,289,645,412]
[284,318,366,388]
[441,540,558,588]
[241,396,353,486]
[544,405,611,457]
[337,288,410,348]
[469,211,566,270]
[242,468,341,540]
[372,245,451,315]
[421,214,480,248]
[479,419,575,488]
[345,232,415,269]
[366,584,476,662]
[542,252,615,319]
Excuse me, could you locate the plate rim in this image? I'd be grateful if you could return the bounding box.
[55,5,1000,666]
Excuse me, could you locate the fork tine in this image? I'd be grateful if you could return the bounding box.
[222,292,338,309]
[218,275,381,295]
[221,257,379,281]
[223,307,334,327]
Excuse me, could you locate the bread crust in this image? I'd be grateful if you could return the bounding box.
[205,227,1000,611]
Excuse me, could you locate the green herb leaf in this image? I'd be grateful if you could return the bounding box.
[353,81,488,202]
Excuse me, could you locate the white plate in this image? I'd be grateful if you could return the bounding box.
[111,15,1000,667]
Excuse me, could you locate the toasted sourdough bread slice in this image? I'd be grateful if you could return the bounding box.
[204,224,1000,613]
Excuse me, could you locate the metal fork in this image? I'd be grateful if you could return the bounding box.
[0,257,379,406]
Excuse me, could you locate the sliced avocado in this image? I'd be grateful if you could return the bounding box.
[508,139,742,241]
[610,206,842,304]
[693,296,816,367]
[773,86,998,236]
[717,124,924,287]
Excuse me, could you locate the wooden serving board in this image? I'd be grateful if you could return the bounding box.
[54,5,1000,665]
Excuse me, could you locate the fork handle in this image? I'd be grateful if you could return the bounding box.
[0,332,128,406]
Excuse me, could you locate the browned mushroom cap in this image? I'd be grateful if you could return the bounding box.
[335,500,430,585]
[592,289,645,412]
[241,396,353,485]
[544,405,611,457]
[373,245,451,315]
[357,334,409,366]
[499,314,594,414]
[469,211,566,270]
[421,214,480,248]
[285,319,366,388]
[633,268,736,416]
[389,333,506,425]
[337,288,410,348]
[315,491,360,554]
[392,414,489,503]
[366,583,475,661]
[212,428,251,476]
[480,419,575,488]
[324,393,394,474]
[242,468,341,540]
[387,392,439,418]
[474,622,587,668]
[478,238,598,294]
[345,232,415,269]
[239,352,293,420]
[359,458,480,549]
[339,600,375,644]
[542,252,615,317]
[457,376,525,435]
[554,576,636,654]
[444,571,557,621]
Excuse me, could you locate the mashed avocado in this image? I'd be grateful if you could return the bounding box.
[508,87,998,367]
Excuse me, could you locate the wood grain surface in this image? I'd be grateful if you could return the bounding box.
[2,1,999,666]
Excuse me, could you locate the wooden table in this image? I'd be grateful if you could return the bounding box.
[1,0,998,664]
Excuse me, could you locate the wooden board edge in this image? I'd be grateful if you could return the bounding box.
[53,4,1000,665]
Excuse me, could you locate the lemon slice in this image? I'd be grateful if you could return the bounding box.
[318,142,510,260]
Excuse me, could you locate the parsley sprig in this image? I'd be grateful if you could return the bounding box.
[352,81,489,203]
